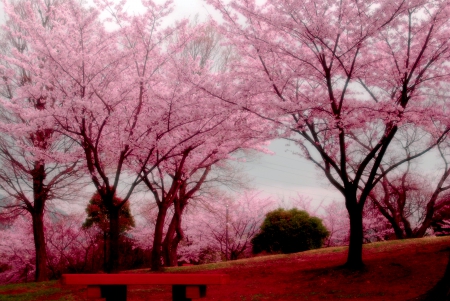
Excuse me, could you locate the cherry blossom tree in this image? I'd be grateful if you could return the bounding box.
[0,212,100,283]
[0,0,269,276]
[0,215,35,283]
[128,189,275,265]
[0,2,125,272]
[130,22,274,269]
[362,199,395,242]
[368,133,450,239]
[1,0,213,272]
[321,201,350,247]
[205,0,450,269]
[0,0,86,281]
[142,108,272,269]
[1,0,133,273]
[4,0,267,273]
[178,190,275,263]
[44,213,100,278]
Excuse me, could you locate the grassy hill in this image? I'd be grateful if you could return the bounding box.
[1,236,450,300]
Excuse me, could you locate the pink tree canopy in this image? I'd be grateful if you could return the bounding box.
[1,0,274,272]
[203,0,450,269]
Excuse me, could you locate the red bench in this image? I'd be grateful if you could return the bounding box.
[61,273,229,301]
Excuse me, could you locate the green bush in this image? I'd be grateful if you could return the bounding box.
[251,208,329,254]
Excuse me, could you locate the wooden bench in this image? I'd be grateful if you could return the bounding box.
[61,273,229,301]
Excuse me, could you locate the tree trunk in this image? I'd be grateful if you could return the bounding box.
[414,214,435,238]
[31,212,48,281]
[165,226,183,267]
[371,198,405,239]
[107,207,120,273]
[345,193,365,270]
[162,216,182,267]
[151,204,169,271]
[162,215,177,267]
[103,231,107,272]
[162,199,187,267]
[169,235,182,266]
[31,161,48,282]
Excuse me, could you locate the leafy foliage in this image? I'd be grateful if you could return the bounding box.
[82,191,134,234]
[251,208,329,254]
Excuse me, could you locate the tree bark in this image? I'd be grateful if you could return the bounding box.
[31,161,48,281]
[162,199,187,267]
[107,207,120,273]
[162,216,184,267]
[162,215,177,267]
[169,234,182,266]
[151,204,169,271]
[103,231,107,272]
[31,211,48,281]
[162,216,183,267]
[345,193,365,270]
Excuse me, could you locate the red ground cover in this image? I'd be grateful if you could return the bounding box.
[2,236,449,300]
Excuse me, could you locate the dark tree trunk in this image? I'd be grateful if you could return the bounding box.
[162,199,187,267]
[414,215,435,238]
[31,161,48,282]
[107,207,120,273]
[163,223,183,267]
[169,235,182,266]
[371,197,405,239]
[103,231,107,272]
[151,204,169,271]
[230,251,240,261]
[31,212,48,281]
[345,192,365,270]
[392,222,405,239]
[162,215,177,267]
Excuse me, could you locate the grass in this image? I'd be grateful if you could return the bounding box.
[0,281,71,301]
[1,236,450,300]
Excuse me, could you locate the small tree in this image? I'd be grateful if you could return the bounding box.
[83,191,135,234]
[251,208,329,254]
[83,190,134,272]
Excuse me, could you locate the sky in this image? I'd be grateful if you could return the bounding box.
[237,139,340,205]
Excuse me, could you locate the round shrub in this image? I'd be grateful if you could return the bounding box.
[251,208,329,254]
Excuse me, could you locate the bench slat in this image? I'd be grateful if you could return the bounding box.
[61,274,229,285]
